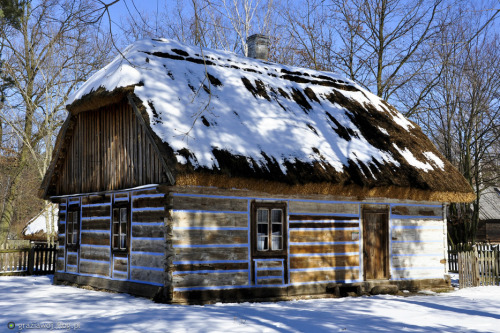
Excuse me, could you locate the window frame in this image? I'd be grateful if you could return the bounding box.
[66,204,80,251]
[251,201,288,258]
[111,201,131,254]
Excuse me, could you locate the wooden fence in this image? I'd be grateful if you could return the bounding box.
[447,243,497,273]
[0,243,57,275]
[457,245,500,288]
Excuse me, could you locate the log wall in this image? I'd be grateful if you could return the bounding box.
[169,187,448,297]
[55,100,167,195]
[55,186,166,290]
[390,204,447,280]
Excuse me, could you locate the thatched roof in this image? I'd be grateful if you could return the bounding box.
[51,38,473,202]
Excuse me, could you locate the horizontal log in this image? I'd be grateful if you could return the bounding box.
[289,215,358,221]
[131,239,165,253]
[289,222,359,229]
[391,205,442,217]
[133,197,164,209]
[81,232,110,246]
[132,225,165,238]
[130,268,164,284]
[132,210,165,223]
[290,230,353,243]
[80,261,110,276]
[81,219,111,231]
[257,269,283,277]
[56,260,65,271]
[82,206,111,218]
[172,229,248,246]
[290,269,359,283]
[66,265,78,273]
[67,254,78,266]
[80,246,111,261]
[174,247,248,262]
[171,211,248,228]
[82,194,111,205]
[58,213,66,221]
[391,256,444,268]
[175,262,248,272]
[58,224,66,234]
[130,254,164,268]
[173,271,248,288]
[391,242,443,254]
[391,229,443,242]
[132,188,159,196]
[113,272,128,280]
[256,278,283,285]
[290,244,359,254]
[113,258,128,272]
[114,193,129,200]
[255,260,283,269]
[290,255,359,269]
[391,219,443,228]
[289,201,358,215]
[172,196,247,212]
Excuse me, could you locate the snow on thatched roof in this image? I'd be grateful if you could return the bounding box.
[60,38,472,202]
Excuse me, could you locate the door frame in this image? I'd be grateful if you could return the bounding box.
[362,205,390,280]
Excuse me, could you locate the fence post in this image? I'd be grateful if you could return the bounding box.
[27,246,34,275]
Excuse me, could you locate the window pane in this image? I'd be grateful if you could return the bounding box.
[257,235,268,251]
[272,236,282,250]
[257,223,268,235]
[271,209,282,223]
[257,209,268,223]
[120,221,127,237]
[113,208,119,223]
[120,208,127,223]
[120,234,126,249]
[272,223,282,235]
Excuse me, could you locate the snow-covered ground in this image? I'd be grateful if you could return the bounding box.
[1,276,499,332]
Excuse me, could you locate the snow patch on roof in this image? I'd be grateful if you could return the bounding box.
[393,144,442,172]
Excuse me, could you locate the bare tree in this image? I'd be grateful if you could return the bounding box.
[0,0,110,244]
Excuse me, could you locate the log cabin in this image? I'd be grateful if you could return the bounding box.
[40,36,475,303]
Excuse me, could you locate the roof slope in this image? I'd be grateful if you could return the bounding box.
[59,38,473,202]
[479,187,500,221]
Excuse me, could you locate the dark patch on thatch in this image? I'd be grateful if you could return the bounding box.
[201,116,210,127]
[177,148,198,165]
[281,74,312,84]
[281,68,306,76]
[278,88,290,99]
[148,101,163,125]
[188,84,196,92]
[304,87,320,103]
[243,68,262,74]
[172,48,189,57]
[146,57,149,63]
[186,57,215,66]
[306,123,318,135]
[241,77,270,101]
[325,111,357,141]
[206,73,223,87]
[143,51,184,61]
[291,88,312,113]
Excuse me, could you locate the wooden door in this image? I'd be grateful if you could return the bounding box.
[363,210,389,280]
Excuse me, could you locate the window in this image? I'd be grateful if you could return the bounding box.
[112,204,130,252]
[252,202,287,256]
[66,207,80,250]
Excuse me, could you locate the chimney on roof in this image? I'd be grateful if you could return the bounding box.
[246,34,269,61]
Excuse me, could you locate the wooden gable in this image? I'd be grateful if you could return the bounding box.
[44,98,172,196]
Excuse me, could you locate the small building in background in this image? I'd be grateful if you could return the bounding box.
[476,187,500,243]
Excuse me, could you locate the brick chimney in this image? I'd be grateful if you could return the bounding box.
[246,34,269,60]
